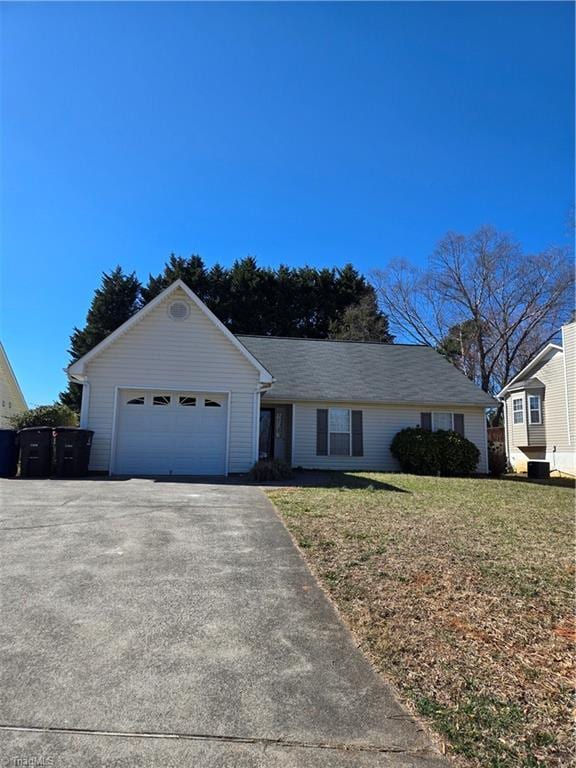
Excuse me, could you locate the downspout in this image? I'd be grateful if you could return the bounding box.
[500,395,510,472]
[483,407,490,474]
[79,381,90,429]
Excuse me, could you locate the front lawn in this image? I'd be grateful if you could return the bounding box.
[268,474,574,768]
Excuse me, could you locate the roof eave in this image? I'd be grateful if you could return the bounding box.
[497,343,563,399]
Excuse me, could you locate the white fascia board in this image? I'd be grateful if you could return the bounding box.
[497,343,563,399]
[67,279,274,384]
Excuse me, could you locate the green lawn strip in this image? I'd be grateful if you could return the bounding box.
[268,474,574,768]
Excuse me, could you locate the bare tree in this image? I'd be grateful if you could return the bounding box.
[372,226,574,395]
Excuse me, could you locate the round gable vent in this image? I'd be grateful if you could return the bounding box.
[168,300,190,321]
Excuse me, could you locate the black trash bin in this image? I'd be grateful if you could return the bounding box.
[19,427,53,477]
[53,428,94,477]
[527,460,550,480]
[0,429,19,477]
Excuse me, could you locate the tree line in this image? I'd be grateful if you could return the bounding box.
[60,227,574,417]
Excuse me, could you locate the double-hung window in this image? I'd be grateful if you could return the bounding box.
[512,398,524,424]
[528,395,542,425]
[432,412,453,432]
[329,408,351,456]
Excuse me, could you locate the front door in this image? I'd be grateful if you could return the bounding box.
[259,409,275,459]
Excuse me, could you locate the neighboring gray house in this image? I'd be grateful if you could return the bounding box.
[67,280,494,476]
[0,342,27,428]
[498,321,575,477]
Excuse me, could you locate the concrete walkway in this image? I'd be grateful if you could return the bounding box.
[0,479,446,767]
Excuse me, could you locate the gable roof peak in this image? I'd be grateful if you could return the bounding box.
[67,279,273,383]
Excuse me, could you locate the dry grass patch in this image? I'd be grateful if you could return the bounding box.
[268,474,575,768]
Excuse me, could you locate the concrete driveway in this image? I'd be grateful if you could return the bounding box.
[0,479,446,767]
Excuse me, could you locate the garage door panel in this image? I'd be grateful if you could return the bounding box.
[115,390,228,475]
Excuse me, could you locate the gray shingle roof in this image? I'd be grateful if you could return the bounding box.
[506,377,545,393]
[238,336,496,407]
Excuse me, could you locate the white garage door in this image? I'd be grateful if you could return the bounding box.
[114,389,228,475]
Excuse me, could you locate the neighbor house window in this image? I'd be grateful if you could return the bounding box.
[126,396,145,405]
[179,396,196,407]
[432,412,453,432]
[329,408,351,456]
[153,395,171,406]
[512,398,524,424]
[528,395,542,425]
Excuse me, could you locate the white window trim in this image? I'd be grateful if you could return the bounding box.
[328,407,351,457]
[512,397,524,425]
[528,394,542,425]
[432,412,454,432]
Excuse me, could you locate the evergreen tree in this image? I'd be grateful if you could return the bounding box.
[141,254,209,305]
[226,256,274,334]
[329,295,394,342]
[60,267,141,411]
[141,254,390,340]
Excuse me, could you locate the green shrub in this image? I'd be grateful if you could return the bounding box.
[248,458,294,481]
[390,427,441,475]
[9,403,78,430]
[391,426,480,476]
[435,430,480,476]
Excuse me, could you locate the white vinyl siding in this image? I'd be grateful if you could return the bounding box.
[293,402,488,473]
[84,288,260,473]
[0,346,27,428]
[563,323,576,447]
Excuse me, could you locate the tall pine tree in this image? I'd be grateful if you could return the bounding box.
[141,254,390,340]
[329,294,394,342]
[60,267,141,411]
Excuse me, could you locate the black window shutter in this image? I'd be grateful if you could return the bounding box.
[421,412,432,431]
[316,409,328,455]
[351,410,363,456]
[453,413,465,436]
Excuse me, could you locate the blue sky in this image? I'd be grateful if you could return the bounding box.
[1,1,573,406]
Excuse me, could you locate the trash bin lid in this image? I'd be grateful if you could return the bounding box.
[18,426,55,433]
[53,427,94,434]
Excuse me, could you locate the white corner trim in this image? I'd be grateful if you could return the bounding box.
[482,408,489,474]
[109,386,121,476]
[224,392,231,477]
[561,326,572,446]
[67,279,274,384]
